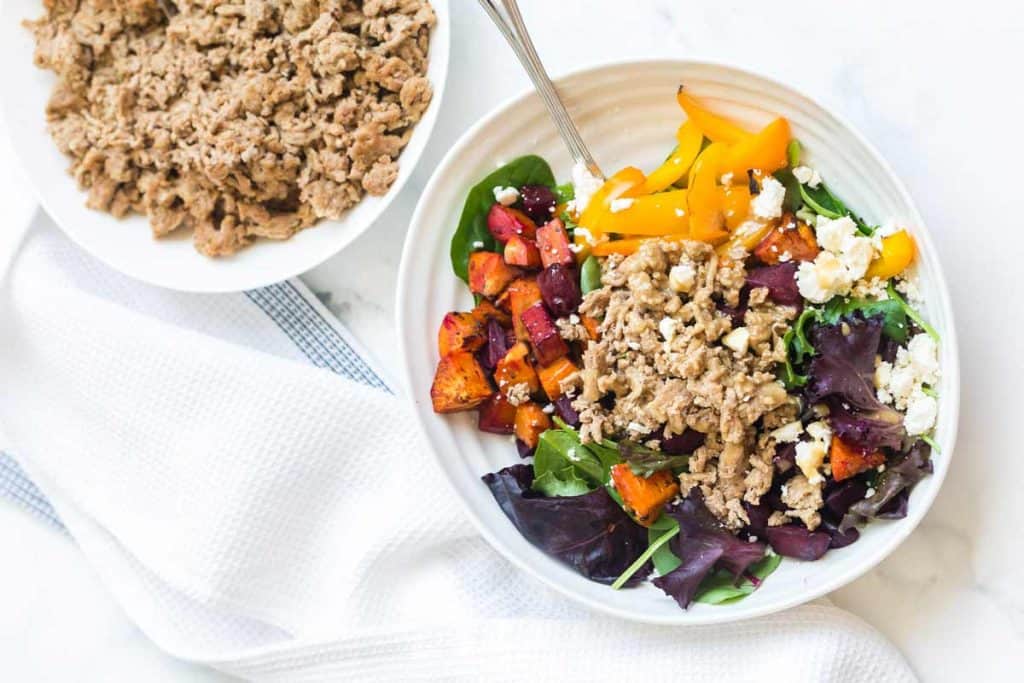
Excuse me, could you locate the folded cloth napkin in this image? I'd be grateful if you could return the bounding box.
[0,215,917,682]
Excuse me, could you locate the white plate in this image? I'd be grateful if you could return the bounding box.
[0,0,450,293]
[397,59,960,625]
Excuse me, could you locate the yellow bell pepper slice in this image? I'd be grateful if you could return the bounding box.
[722,117,792,178]
[676,87,752,145]
[687,142,730,244]
[716,220,774,259]
[585,190,690,236]
[721,184,751,231]
[865,230,916,280]
[578,166,646,233]
[591,234,689,257]
[642,121,703,193]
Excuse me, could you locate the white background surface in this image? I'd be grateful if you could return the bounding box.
[1,0,1020,680]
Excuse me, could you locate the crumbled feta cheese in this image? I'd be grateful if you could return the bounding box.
[851,276,889,300]
[542,403,555,415]
[815,215,857,253]
[896,276,924,306]
[795,440,827,485]
[721,327,750,355]
[568,313,580,325]
[875,333,940,434]
[865,487,876,498]
[796,215,877,303]
[720,172,734,185]
[658,317,678,342]
[492,185,520,206]
[568,243,584,253]
[627,341,641,351]
[792,165,822,188]
[771,420,804,443]
[609,197,635,213]
[567,162,603,217]
[471,240,485,249]
[573,226,597,245]
[796,252,852,303]
[751,176,786,219]
[669,262,697,293]
[905,389,938,434]
[805,420,832,444]
[626,421,647,434]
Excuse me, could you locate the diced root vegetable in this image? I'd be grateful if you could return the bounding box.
[499,277,543,341]
[610,464,679,525]
[520,302,569,366]
[519,185,558,223]
[471,299,512,327]
[487,204,537,242]
[483,318,512,371]
[830,435,886,482]
[753,215,819,265]
[503,235,542,268]
[469,251,521,297]
[478,394,518,434]
[536,218,575,268]
[537,356,578,401]
[537,264,581,317]
[514,402,551,449]
[494,342,540,396]
[430,351,493,413]
[437,312,485,357]
[580,314,602,340]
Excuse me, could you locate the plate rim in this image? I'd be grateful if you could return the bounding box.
[396,56,960,625]
[0,0,451,293]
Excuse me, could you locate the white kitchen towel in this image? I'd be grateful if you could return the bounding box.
[0,215,917,682]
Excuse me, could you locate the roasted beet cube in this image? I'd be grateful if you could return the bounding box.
[503,235,542,268]
[483,318,512,371]
[537,264,581,317]
[519,185,558,223]
[478,394,518,434]
[536,218,574,268]
[468,252,521,298]
[487,205,537,243]
[499,277,543,341]
[520,302,568,366]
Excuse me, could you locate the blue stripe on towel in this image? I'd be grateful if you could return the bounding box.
[2,280,388,529]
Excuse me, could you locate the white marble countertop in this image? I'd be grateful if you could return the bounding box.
[2,0,1022,680]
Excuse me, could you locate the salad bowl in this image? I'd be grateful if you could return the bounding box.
[396,59,959,624]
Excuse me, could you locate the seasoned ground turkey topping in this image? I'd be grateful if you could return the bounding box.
[26,0,434,256]
[570,240,810,530]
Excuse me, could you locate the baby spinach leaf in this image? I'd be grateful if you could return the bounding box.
[693,553,782,605]
[555,182,575,204]
[533,419,622,496]
[450,155,556,282]
[532,466,593,497]
[580,254,602,294]
[774,168,803,213]
[619,441,691,478]
[799,182,876,236]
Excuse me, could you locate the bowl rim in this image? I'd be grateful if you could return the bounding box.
[396,56,960,625]
[0,0,451,293]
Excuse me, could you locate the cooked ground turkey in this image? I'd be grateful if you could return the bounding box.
[569,239,814,530]
[26,0,434,256]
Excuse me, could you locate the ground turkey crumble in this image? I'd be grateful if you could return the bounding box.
[26,0,434,256]
[569,239,814,530]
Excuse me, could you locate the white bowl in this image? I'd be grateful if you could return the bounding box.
[0,0,450,293]
[397,59,960,624]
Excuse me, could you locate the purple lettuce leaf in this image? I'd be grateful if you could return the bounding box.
[482,464,651,586]
[840,441,932,532]
[806,314,906,453]
[746,262,802,306]
[652,490,767,608]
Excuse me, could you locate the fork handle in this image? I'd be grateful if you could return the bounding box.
[478,0,604,179]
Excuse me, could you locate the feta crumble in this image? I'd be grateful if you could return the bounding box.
[668,262,697,293]
[794,420,832,485]
[751,176,787,219]
[658,317,678,342]
[792,165,822,188]
[771,420,805,443]
[492,185,519,206]
[721,327,750,355]
[471,240,485,249]
[795,215,877,303]
[609,197,635,213]
[567,161,603,217]
[876,333,940,434]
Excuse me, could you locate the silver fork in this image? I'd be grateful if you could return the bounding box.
[478,0,605,180]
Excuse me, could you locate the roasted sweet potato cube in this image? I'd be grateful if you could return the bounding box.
[487,204,537,242]
[580,314,602,341]
[469,252,521,298]
[478,394,518,434]
[430,351,493,414]
[470,299,512,327]
[753,214,820,265]
[610,464,680,525]
[514,402,552,449]
[520,302,569,366]
[830,436,887,482]
[537,356,578,401]
[494,342,540,396]
[437,312,486,357]
[503,235,542,268]
[536,218,575,268]
[499,277,543,341]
